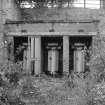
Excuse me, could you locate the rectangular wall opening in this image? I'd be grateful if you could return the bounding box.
[69,36,92,73]
[14,36,28,62]
[41,36,63,76]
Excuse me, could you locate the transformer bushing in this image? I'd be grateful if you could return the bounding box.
[46,43,61,75]
[73,43,85,73]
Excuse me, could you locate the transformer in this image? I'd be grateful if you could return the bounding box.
[73,43,85,73]
[46,43,61,75]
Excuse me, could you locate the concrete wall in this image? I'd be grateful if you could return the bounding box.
[5,7,105,73]
[21,8,104,21]
[2,0,21,22]
[19,8,105,38]
[0,0,21,64]
[6,8,105,37]
[5,22,96,34]
[1,0,105,73]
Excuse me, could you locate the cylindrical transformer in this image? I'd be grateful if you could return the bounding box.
[74,44,85,73]
[48,47,59,74]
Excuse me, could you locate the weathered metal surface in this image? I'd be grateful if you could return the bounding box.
[74,48,85,73]
[48,48,59,74]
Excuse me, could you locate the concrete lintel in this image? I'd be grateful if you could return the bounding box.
[6,32,97,36]
[5,19,98,24]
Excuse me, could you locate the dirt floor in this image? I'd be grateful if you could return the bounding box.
[0,72,105,105]
[17,73,92,105]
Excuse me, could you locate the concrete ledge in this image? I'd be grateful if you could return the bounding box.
[6,32,97,36]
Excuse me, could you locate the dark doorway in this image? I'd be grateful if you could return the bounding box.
[14,36,28,62]
[69,36,92,73]
[41,36,63,76]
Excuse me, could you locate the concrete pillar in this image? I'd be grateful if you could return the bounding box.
[0,34,5,64]
[30,37,35,74]
[31,37,35,59]
[92,36,96,56]
[63,36,69,74]
[0,0,5,64]
[34,37,41,75]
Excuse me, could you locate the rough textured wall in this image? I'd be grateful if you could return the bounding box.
[21,8,105,37]
[2,2,105,72]
[2,0,21,22]
[21,8,103,21]
[9,7,105,72]
[0,0,21,64]
[5,22,96,34]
